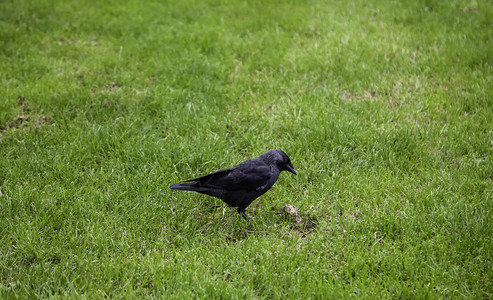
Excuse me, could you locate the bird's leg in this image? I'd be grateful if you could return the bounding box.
[241,211,249,221]
[237,207,249,221]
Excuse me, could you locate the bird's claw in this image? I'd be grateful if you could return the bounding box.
[240,210,249,221]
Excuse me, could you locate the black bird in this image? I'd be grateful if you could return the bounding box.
[170,149,297,220]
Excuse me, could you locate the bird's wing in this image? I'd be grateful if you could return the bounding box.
[185,159,272,191]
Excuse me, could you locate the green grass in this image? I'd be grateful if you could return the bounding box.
[1,0,492,298]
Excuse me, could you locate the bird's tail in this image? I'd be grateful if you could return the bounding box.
[170,182,224,198]
[170,182,199,191]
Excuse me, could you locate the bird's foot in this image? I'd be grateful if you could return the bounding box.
[238,209,250,221]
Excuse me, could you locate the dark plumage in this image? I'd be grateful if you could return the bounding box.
[170,149,297,220]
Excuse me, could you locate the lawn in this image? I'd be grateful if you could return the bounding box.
[0,0,492,298]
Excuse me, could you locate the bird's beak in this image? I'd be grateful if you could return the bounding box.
[287,164,297,175]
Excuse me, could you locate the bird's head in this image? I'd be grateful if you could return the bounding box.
[267,150,297,175]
